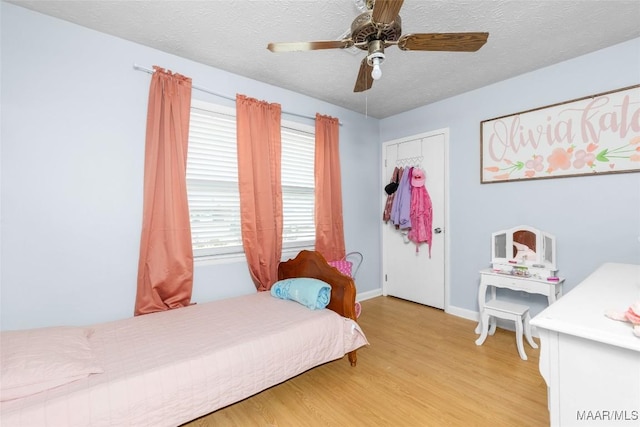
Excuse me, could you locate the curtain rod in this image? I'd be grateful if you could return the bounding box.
[133,64,341,126]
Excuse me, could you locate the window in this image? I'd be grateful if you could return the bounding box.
[186,100,315,259]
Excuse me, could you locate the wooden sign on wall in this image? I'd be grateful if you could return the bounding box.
[480,84,640,183]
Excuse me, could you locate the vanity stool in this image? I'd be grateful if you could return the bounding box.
[475,299,538,360]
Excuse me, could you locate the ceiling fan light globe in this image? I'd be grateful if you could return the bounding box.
[370,55,383,80]
[371,63,382,80]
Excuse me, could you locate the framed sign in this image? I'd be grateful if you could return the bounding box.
[481,84,640,183]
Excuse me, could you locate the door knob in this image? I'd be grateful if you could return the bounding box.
[434,227,442,234]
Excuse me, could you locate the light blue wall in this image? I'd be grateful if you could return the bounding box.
[2,2,639,331]
[0,3,380,330]
[381,38,640,318]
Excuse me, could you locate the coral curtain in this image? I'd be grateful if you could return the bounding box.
[134,66,194,316]
[314,114,346,261]
[236,94,283,292]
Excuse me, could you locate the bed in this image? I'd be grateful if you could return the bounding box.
[0,250,368,427]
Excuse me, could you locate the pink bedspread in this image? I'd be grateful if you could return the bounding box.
[1,292,368,426]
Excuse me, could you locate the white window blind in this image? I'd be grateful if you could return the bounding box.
[281,126,315,249]
[186,100,315,258]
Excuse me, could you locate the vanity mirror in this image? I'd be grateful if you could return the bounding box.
[491,225,557,278]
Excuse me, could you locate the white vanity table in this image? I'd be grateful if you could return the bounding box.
[531,263,640,427]
[476,225,563,336]
[475,269,565,335]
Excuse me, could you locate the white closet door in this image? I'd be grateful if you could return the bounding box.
[382,130,447,309]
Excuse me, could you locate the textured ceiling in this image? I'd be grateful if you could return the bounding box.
[8,0,640,119]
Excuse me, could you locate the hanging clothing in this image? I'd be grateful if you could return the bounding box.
[389,168,402,226]
[383,167,401,222]
[408,167,433,257]
[391,166,413,230]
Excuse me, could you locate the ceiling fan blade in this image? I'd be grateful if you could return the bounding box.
[372,0,405,25]
[267,40,353,52]
[397,32,489,52]
[354,58,373,93]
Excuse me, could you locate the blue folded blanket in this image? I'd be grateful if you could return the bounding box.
[270,277,331,310]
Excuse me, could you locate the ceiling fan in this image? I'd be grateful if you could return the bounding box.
[267,0,489,93]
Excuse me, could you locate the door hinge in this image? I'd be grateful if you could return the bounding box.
[385,273,387,282]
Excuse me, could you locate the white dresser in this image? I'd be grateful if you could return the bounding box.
[531,263,640,426]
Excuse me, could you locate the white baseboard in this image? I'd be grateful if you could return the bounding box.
[356,288,383,302]
[446,305,479,322]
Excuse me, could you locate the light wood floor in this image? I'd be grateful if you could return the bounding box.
[184,296,549,427]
